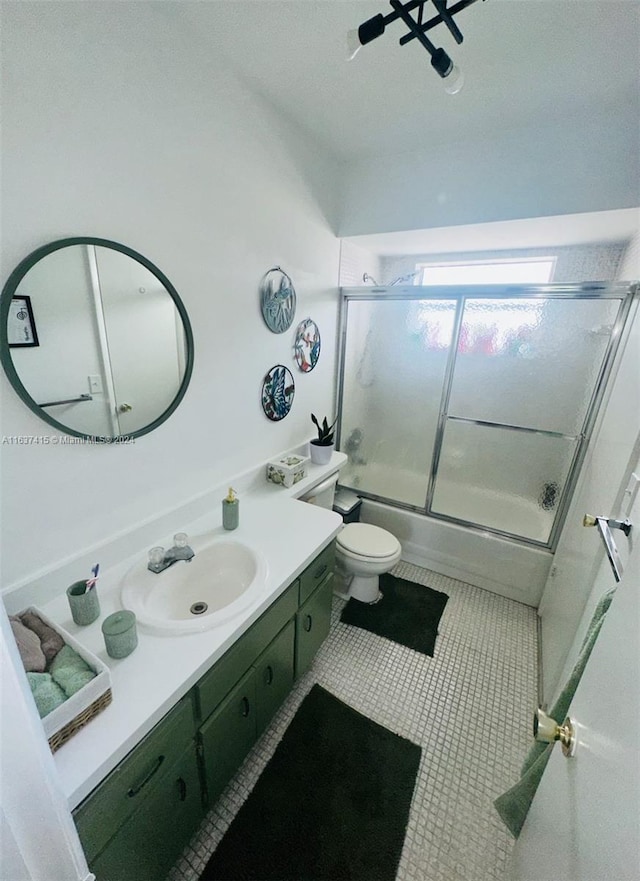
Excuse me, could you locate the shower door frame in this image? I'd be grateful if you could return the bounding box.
[336,282,635,552]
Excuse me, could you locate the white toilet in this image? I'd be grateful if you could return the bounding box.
[334,522,402,603]
[300,474,402,604]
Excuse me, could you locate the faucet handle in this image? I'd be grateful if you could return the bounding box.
[174,532,189,548]
[148,546,165,569]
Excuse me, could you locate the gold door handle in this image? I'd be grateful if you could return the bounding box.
[533,708,576,757]
[118,402,133,413]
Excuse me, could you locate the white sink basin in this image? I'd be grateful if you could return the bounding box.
[121,537,268,635]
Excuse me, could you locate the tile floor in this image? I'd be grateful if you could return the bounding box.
[167,563,538,881]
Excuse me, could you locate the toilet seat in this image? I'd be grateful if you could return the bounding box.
[337,523,400,559]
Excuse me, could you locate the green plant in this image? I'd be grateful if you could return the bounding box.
[311,413,337,446]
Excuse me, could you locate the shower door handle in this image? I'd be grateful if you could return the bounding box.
[583,514,632,582]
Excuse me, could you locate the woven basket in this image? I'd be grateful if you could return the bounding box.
[21,606,113,753]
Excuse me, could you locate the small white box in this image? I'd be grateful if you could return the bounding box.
[266,455,309,488]
[20,606,112,752]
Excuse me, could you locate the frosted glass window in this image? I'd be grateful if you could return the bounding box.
[418,259,555,286]
[431,421,578,543]
[447,298,622,435]
[339,299,456,507]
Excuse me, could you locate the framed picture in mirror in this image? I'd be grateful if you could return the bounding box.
[8,296,39,347]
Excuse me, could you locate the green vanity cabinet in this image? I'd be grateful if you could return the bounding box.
[74,540,336,876]
[73,695,201,881]
[295,571,334,677]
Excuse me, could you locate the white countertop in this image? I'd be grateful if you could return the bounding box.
[35,453,346,810]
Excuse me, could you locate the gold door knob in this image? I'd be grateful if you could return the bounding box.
[583,514,597,527]
[118,403,133,413]
[533,708,576,757]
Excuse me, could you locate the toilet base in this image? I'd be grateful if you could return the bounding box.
[347,573,382,604]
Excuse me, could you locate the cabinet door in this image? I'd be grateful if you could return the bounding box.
[254,619,295,736]
[199,667,257,807]
[89,743,202,881]
[295,572,334,678]
[74,696,195,864]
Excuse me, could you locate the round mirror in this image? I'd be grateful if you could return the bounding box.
[0,238,194,440]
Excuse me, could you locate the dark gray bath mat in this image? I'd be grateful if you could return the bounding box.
[340,572,449,656]
[200,684,421,881]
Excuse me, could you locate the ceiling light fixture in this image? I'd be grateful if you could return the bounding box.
[347,0,483,94]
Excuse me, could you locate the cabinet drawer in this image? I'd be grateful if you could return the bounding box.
[299,540,335,606]
[195,579,298,722]
[199,667,257,807]
[254,619,295,735]
[74,695,195,864]
[89,744,203,881]
[295,572,334,678]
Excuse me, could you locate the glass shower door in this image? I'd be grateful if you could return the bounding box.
[339,297,457,507]
[430,296,624,543]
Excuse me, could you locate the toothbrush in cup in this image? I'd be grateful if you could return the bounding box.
[86,563,100,592]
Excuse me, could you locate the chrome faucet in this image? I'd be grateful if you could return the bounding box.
[148,533,195,573]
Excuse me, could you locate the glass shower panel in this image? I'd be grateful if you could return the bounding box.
[431,420,578,543]
[339,298,456,507]
[448,298,622,435]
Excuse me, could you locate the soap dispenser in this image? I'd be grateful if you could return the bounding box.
[222,487,239,530]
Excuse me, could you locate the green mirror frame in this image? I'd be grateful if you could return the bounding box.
[0,237,195,441]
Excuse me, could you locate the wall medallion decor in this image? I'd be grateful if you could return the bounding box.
[261,364,295,421]
[259,266,296,334]
[293,318,321,372]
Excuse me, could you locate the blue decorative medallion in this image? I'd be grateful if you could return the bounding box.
[260,267,296,334]
[261,365,295,421]
[294,318,321,372]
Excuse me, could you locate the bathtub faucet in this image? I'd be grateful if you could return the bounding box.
[147,533,195,573]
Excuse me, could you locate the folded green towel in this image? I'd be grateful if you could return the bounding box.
[494,586,616,837]
[27,672,67,718]
[50,644,96,697]
[20,610,65,664]
[10,616,46,673]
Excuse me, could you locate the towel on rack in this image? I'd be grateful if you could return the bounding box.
[494,586,616,837]
[10,616,46,673]
[50,644,96,697]
[27,672,67,718]
[19,609,65,663]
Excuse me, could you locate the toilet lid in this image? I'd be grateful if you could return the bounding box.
[337,523,400,558]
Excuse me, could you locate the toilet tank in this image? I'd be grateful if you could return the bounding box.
[299,472,339,509]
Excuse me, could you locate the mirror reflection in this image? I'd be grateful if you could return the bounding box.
[1,239,193,439]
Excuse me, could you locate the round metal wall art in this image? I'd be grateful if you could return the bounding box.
[261,364,295,421]
[294,318,321,372]
[259,266,296,334]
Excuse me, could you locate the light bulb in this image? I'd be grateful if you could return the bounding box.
[443,64,464,94]
[346,29,362,61]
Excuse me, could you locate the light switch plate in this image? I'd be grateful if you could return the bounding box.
[88,374,103,394]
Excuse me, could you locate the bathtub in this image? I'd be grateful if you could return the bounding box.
[340,465,553,607]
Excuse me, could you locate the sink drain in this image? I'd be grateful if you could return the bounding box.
[190,601,208,615]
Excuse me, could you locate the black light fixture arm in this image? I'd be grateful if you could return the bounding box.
[399,0,482,46]
[356,0,482,49]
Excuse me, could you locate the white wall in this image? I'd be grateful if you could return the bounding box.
[338,107,640,236]
[0,2,342,592]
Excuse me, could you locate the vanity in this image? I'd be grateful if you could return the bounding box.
[72,539,335,881]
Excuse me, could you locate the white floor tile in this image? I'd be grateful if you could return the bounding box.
[168,564,538,881]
